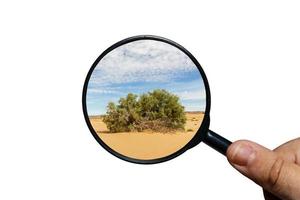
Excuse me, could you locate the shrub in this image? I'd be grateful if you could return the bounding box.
[103,89,186,132]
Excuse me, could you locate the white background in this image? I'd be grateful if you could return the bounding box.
[1,1,300,199]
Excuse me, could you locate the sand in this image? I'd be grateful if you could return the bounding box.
[89,112,204,160]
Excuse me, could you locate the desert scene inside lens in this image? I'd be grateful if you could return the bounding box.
[86,40,206,160]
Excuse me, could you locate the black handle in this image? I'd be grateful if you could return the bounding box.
[202,130,232,155]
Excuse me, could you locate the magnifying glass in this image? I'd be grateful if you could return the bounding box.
[82,35,232,164]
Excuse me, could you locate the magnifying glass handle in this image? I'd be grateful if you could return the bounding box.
[203,130,232,156]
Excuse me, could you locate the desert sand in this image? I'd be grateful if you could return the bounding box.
[89,112,204,160]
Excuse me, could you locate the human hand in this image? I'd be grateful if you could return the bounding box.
[227,138,300,200]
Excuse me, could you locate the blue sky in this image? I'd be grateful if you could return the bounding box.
[86,40,206,115]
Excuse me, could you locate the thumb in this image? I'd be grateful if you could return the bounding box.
[226,140,300,200]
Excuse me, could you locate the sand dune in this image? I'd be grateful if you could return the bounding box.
[89,112,204,160]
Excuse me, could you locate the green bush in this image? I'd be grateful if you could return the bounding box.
[103,89,186,133]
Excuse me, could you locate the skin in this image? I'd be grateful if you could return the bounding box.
[226,138,300,200]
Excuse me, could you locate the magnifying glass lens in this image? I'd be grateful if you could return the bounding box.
[85,39,207,161]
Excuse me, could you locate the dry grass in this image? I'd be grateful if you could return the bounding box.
[89,112,204,160]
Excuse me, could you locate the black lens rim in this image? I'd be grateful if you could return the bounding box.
[82,35,211,164]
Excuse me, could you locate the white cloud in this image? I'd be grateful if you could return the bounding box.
[89,40,199,86]
[175,90,206,101]
[87,88,121,94]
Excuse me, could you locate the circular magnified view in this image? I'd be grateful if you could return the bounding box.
[84,38,207,161]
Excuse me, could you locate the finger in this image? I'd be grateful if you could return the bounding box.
[264,138,300,200]
[273,138,300,165]
[227,140,300,200]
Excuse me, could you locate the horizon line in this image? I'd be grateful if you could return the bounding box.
[88,110,205,117]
